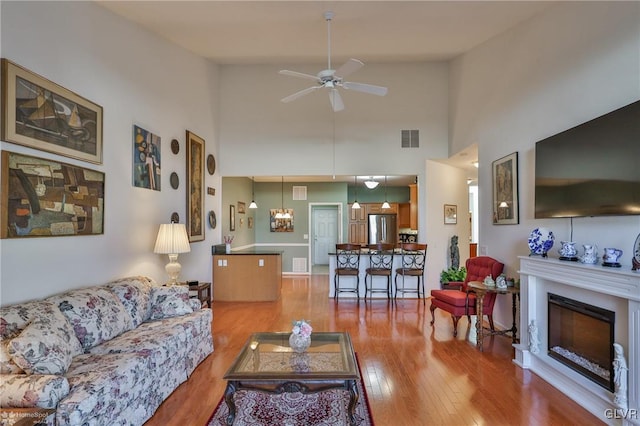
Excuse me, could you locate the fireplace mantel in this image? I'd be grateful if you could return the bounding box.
[516,256,640,426]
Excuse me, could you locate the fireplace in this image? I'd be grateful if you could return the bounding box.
[515,256,640,425]
[547,293,615,392]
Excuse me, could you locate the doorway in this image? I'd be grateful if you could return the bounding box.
[309,203,342,274]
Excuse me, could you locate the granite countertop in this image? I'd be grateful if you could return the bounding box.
[212,246,283,255]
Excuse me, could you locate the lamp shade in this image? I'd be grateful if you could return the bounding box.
[154,223,191,254]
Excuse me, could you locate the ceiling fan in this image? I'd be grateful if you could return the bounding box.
[279,11,388,112]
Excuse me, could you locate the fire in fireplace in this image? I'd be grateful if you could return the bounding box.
[547,293,615,392]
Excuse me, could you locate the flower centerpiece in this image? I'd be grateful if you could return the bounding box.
[223,235,234,253]
[289,319,312,353]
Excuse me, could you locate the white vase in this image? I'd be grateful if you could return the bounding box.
[289,333,311,353]
[225,243,231,254]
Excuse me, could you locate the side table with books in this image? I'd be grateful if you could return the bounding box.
[187,281,212,308]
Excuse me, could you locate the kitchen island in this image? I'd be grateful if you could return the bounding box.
[212,249,282,301]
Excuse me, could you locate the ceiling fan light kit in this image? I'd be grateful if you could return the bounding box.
[364,178,379,189]
[279,11,388,112]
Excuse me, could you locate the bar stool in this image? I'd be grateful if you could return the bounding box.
[365,243,395,299]
[394,243,428,300]
[334,243,361,299]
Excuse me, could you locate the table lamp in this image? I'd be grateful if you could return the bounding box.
[154,223,191,285]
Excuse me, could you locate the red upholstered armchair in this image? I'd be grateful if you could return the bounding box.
[429,256,504,336]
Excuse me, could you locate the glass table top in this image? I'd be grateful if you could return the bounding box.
[224,332,358,381]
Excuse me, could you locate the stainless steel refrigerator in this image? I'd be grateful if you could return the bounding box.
[368,214,397,245]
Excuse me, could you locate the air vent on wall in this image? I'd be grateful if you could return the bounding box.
[292,258,307,273]
[401,130,419,148]
[293,186,307,200]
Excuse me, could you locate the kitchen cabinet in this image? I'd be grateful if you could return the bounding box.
[409,184,418,230]
[398,203,410,228]
[348,203,367,246]
[213,252,282,301]
[366,203,398,214]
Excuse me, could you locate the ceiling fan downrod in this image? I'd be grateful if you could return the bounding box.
[325,11,334,72]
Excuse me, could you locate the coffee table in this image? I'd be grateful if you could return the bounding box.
[223,331,359,425]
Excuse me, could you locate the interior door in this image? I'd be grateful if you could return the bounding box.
[313,207,338,265]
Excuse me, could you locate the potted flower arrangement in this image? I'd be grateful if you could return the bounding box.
[439,266,467,290]
[289,319,312,353]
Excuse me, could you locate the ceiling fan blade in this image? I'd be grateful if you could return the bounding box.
[279,70,319,82]
[334,58,364,79]
[281,86,320,103]
[342,81,388,96]
[329,89,344,112]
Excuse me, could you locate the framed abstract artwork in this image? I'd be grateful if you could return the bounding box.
[186,130,205,242]
[133,125,161,190]
[1,151,105,238]
[1,59,103,164]
[492,151,519,225]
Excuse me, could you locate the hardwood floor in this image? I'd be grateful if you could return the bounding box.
[144,274,604,426]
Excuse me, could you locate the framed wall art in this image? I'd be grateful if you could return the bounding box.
[492,151,519,225]
[237,201,246,214]
[132,125,161,190]
[1,151,105,238]
[444,204,457,225]
[186,130,205,242]
[1,59,103,164]
[229,204,236,231]
[270,209,294,232]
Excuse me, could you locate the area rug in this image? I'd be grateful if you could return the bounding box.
[205,356,374,426]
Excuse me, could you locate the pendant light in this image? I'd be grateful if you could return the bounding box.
[381,175,391,209]
[352,176,361,209]
[275,177,290,219]
[249,177,258,209]
[364,177,379,189]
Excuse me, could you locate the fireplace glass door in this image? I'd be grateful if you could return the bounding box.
[547,293,615,391]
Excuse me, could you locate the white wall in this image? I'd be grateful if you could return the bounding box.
[0,2,221,304]
[218,62,449,178]
[450,1,640,327]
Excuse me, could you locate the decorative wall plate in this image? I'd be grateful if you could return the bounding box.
[528,227,555,257]
[207,154,216,175]
[170,172,179,189]
[171,139,179,154]
[633,233,640,271]
[208,210,217,229]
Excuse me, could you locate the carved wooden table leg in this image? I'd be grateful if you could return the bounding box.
[346,379,360,426]
[475,292,486,351]
[224,381,238,425]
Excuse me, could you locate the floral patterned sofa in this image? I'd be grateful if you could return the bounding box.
[0,276,213,426]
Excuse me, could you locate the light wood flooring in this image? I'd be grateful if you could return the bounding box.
[144,274,604,426]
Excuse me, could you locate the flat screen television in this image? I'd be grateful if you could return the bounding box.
[534,100,640,218]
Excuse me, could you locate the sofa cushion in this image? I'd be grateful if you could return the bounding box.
[8,317,76,375]
[1,342,24,374]
[148,286,193,320]
[0,301,83,374]
[88,320,189,368]
[48,288,133,351]
[0,374,70,409]
[104,276,153,328]
[57,352,153,426]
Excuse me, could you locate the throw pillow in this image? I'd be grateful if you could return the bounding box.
[0,342,24,374]
[49,288,133,351]
[8,318,74,375]
[148,286,193,320]
[105,276,153,328]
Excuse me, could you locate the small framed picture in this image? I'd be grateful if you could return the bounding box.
[237,201,246,214]
[444,204,457,225]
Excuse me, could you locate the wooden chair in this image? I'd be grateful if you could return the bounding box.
[429,256,504,336]
[394,243,428,300]
[334,244,361,299]
[364,243,395,299]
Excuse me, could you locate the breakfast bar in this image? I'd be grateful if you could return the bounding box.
[212,249,283,301]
